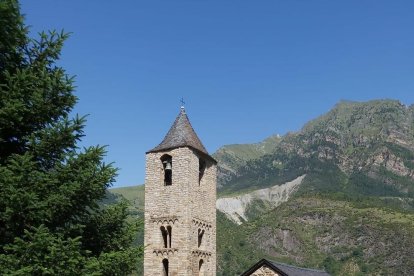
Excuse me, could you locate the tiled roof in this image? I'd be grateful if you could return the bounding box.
[147,108,215,162]
[241,259,330,276]
[268,260,330,276]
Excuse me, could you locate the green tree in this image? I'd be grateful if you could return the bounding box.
[0,0,141,274]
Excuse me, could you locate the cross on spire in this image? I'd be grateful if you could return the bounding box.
[180,97,185,109]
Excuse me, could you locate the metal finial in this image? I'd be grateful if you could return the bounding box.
[180,97,185,109]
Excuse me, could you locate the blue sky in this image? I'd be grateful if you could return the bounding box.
[21,1,414,187]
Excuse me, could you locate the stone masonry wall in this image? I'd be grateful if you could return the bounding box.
[144,147,216,275]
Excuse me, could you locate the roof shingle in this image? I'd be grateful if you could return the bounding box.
[147,108,215,162]
[241,259,330,276]
[268,260,330,276]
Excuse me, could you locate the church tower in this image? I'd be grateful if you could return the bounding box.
[144,107,217,275]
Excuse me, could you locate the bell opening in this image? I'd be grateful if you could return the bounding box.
[161,154,173,186]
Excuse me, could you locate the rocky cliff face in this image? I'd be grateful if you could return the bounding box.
[296,100,414,179]
[216,175,305,224]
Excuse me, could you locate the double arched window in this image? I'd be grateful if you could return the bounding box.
[160,226,172,248]
[198,228,204,248]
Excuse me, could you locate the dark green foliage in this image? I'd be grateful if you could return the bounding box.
[0,225,89,275]
[102,188,145,275]
[220,152,308,195]
[385,142,414,170]
[298,164,406,199]
[348,171,403,197]
[244,199,269,220]
[0,1,141,274]
[216,211,262,276]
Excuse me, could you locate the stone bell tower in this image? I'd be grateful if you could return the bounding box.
[144,107,217,275]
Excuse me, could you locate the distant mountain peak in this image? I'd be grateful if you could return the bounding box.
[214,99,414,197]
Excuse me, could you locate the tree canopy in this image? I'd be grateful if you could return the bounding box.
[0,0,141,274]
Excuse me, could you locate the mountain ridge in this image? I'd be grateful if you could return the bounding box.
[217,99,414,197]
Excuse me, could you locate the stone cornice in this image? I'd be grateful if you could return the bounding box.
[153,248,179,257]
[150,216,179,225]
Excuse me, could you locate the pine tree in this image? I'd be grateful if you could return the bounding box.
[0,0,141,274]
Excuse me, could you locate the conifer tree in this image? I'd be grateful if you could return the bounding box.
[0,0,141,274]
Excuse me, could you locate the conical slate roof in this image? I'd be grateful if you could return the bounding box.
[148,108,214,162]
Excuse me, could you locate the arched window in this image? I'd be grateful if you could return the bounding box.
[199,259,204,275]
[161,226,172,248]
[198,228,204,248]
[161,154,172,186]
[167,225,172,248]
[199,159,206,185]
[160,226,168,248]
[162,259,169,276]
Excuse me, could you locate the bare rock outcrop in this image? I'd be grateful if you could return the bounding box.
[216,175,306,224]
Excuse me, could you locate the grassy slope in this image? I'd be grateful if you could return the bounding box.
[213,135,281,164]
[110,185,145,216]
